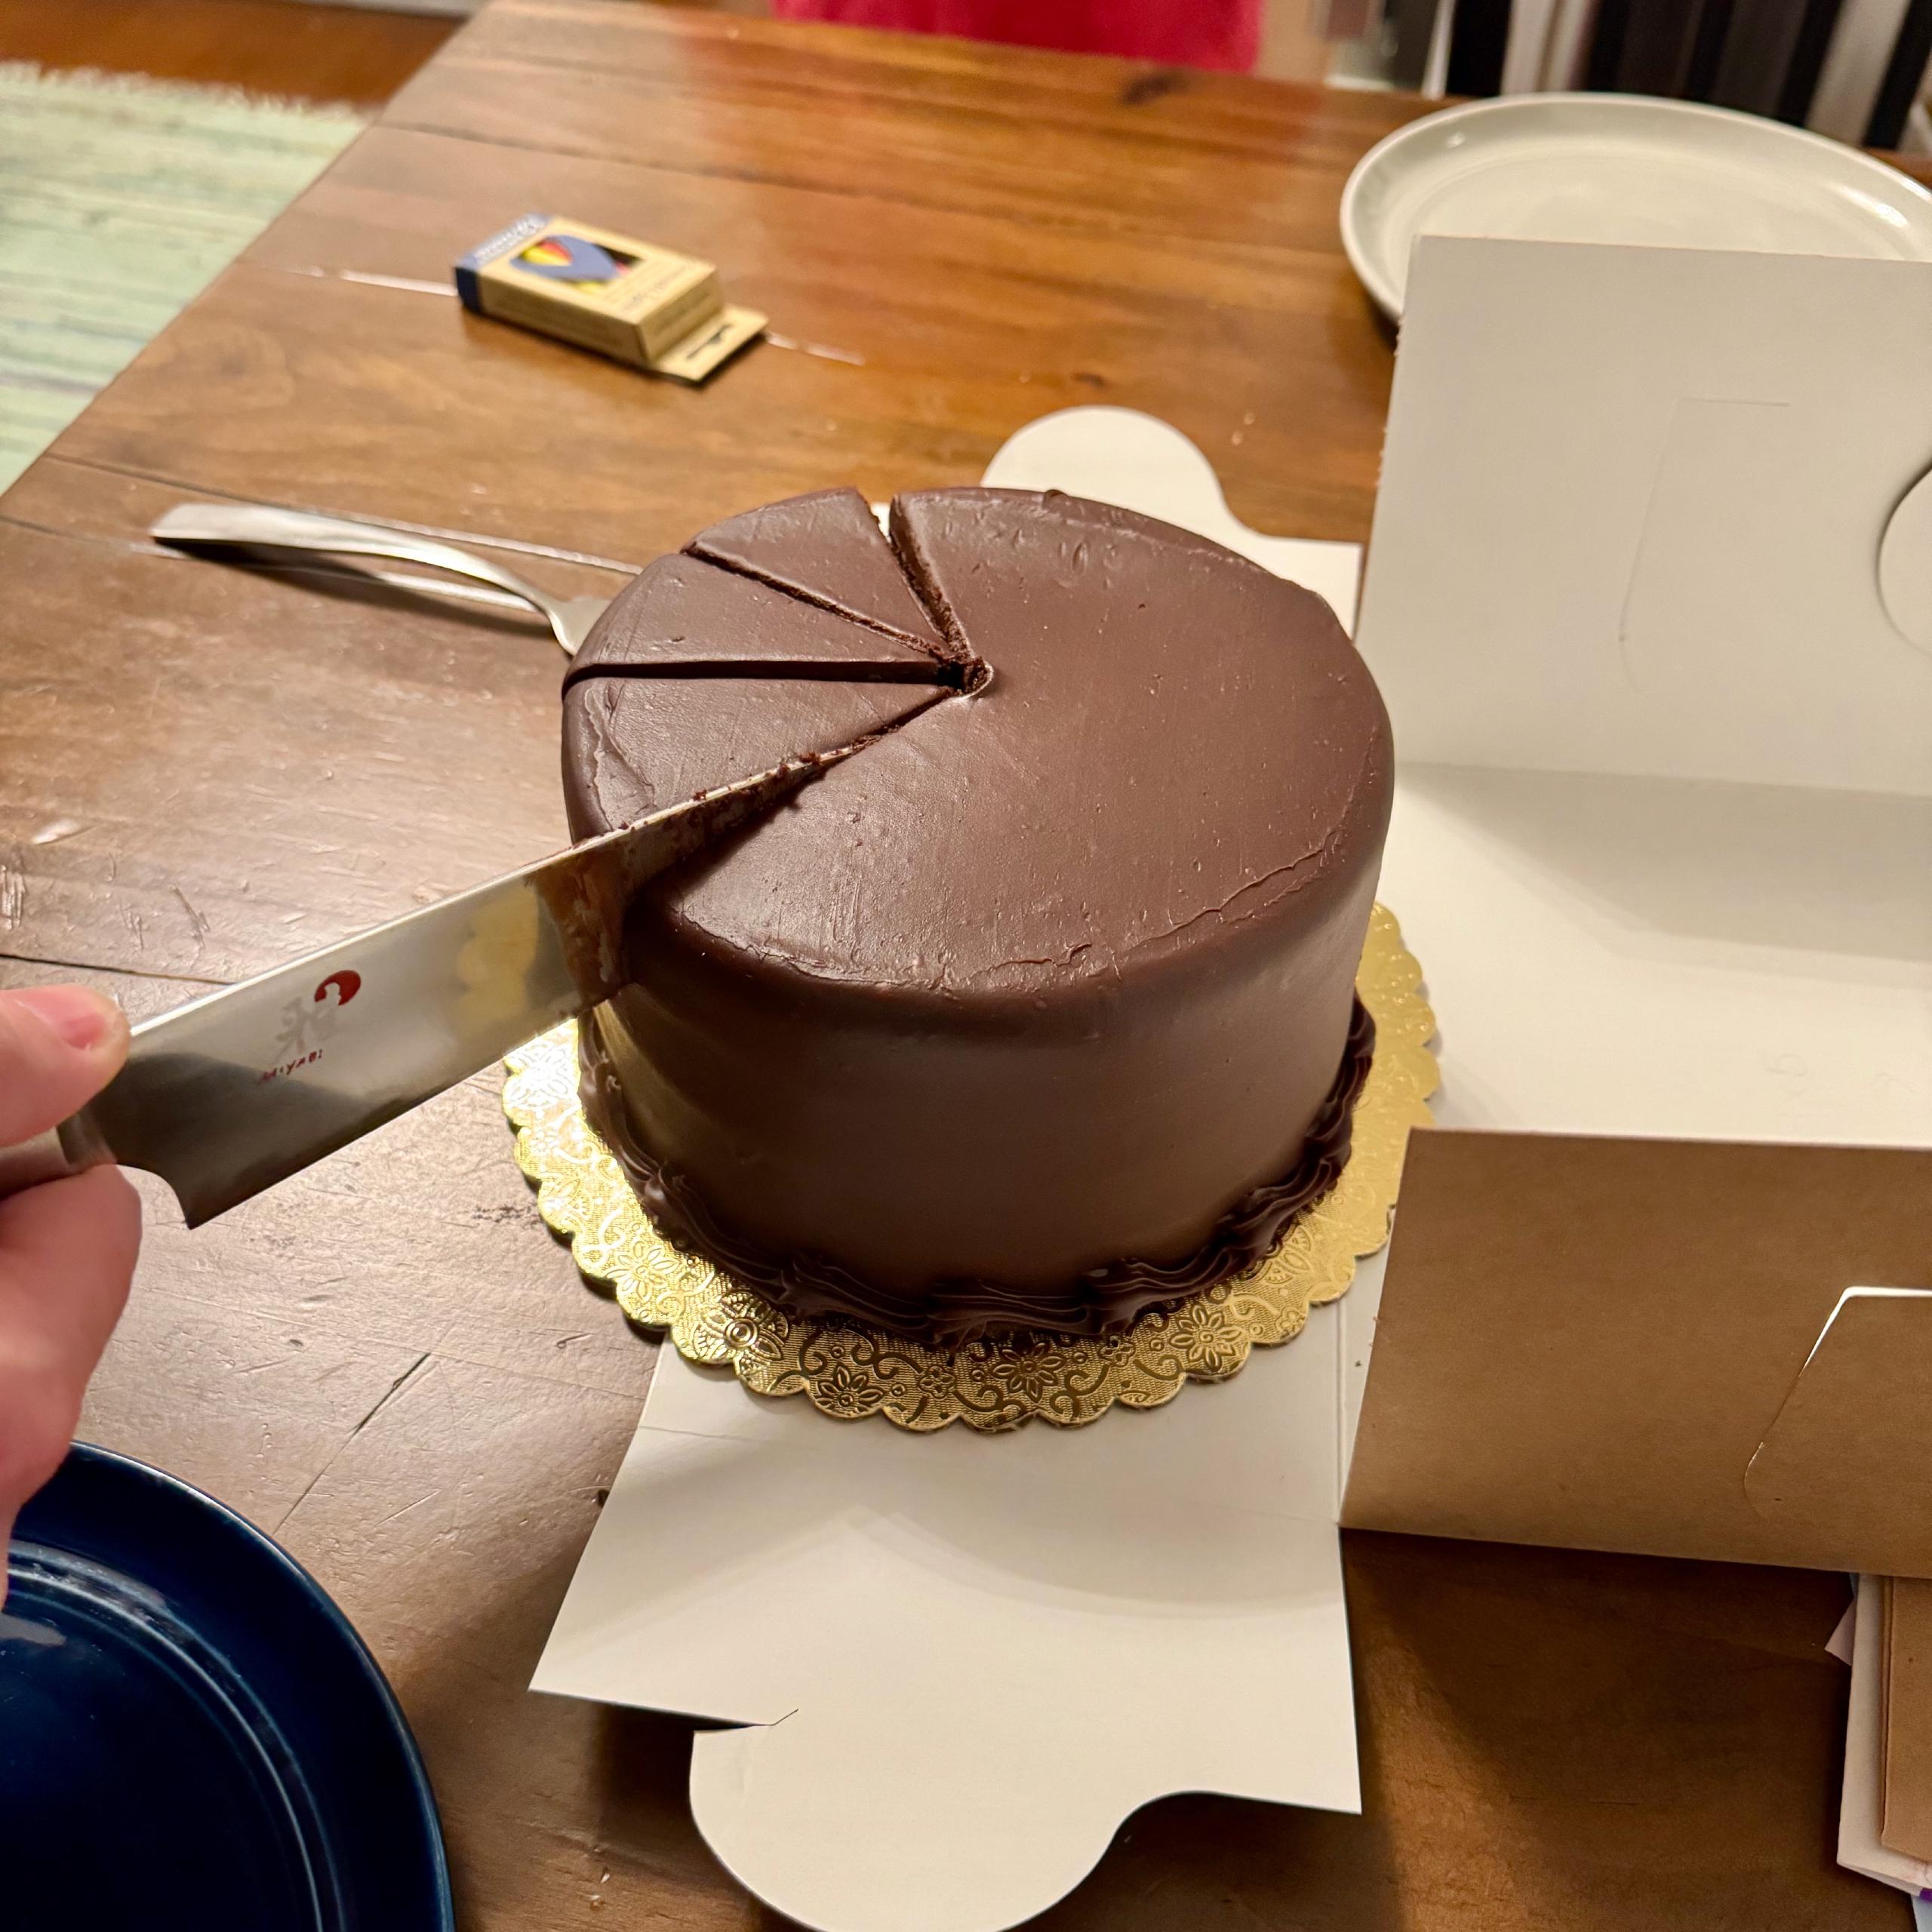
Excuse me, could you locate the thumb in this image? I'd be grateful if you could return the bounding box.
[0,987,131,1146]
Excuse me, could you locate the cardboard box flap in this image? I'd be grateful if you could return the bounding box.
[1745,1290,1932,1579]
[1342,1131,1932,1576]
[1878,466,1932,652]
[538,1343,1361,1932]
[1354,238,1932,797]
[1377,765,1932,1151]
[1885,1577,1932,1859]
[979,405,1363,631]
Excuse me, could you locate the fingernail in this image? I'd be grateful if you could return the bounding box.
[8,986,121,1053]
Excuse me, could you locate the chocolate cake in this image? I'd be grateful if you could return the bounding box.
[561,487,1393,1345]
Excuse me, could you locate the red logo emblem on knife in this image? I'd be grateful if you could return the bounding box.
[315,970,361,1008]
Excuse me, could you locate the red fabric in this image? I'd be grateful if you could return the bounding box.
[771,0,1262,72]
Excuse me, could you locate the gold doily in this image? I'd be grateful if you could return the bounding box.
[504,903,1437,1432]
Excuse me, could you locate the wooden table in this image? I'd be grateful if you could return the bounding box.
[0,9,1889,1926]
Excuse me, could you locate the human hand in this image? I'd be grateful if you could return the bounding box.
[0,988,141,1595]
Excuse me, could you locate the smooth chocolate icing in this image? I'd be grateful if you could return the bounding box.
[562,551,949,688]
[562,488,1394,1340]
[688,486,951,651]
[582,996,1376,1346]
[561,675,948,832]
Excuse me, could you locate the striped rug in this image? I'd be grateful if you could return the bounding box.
[0,63,365,490]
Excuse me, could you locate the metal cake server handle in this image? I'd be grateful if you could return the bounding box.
[150,502,610,657]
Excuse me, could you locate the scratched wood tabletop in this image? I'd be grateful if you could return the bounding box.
[0,8,1887,1926]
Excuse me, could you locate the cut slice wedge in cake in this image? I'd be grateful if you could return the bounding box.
[687,485,955,654]
[563,552,953,689]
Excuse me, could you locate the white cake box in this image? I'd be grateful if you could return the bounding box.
[1343,238,1932,1577]
[534,237,1932,1932]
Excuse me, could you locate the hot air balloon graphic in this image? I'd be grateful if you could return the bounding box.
[512,232,636,288]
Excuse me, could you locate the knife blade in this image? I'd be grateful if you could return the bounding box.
[0,752,838,1225]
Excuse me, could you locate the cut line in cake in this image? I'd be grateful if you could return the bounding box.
[688,485,951,651]
[560,549,961,691]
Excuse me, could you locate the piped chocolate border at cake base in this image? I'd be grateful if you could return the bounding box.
[579,1001,1377,1348]
[505,903,1438,1432]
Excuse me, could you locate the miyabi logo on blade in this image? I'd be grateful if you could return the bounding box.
[262,970,361,1081]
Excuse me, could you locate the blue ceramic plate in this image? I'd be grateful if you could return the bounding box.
[1,1442,452,1930]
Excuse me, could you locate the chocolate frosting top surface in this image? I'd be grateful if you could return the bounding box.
[610,489,1392,1005]
[565,550,946,686]
[562,674,946,835]
[688,486,949,650]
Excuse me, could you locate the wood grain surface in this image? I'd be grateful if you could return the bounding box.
[0,8,1888,1926]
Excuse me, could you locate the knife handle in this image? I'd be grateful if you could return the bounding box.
[0,1114,112,1201]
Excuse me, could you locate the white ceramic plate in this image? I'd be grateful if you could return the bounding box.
[1341,92,1932,318]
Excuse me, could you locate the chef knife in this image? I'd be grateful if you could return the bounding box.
[0,753,837,1224]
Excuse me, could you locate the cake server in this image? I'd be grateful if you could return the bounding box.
[0,755,835,1225]
[151,502,610,656]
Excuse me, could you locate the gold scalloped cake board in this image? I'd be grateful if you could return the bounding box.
[504,903,1438,1432]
